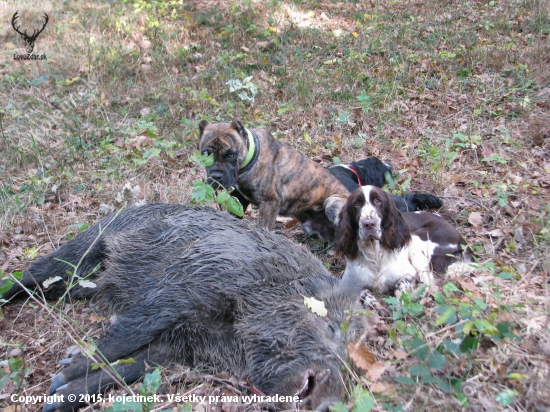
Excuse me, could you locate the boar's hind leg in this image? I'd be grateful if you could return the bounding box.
[1,226,110,301]
[45,341,173,412]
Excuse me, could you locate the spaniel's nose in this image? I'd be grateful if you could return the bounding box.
[362,220,376,230]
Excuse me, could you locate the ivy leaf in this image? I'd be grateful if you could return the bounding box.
[443,282,460,296]
[0,375,10,393]
[433,292,446,305]
[443,339,461,357]
[189,150,213,167]
[216,191,229,204]
[203,154,214,167]
[459,336,479,353]
[428,352,446,370]
[409,364,431,377]
[139,369,162,396]
[352,385,375,412]
[329,403,348,412]
[107,402,143,412]
[435,306,457,326]
[409,338,429,361]
[421,376,442,384]
[191,181,215,204]
[0,279,15,297]
[472,298,487,310]
[497,271,513,280]
[226,196,244,217]
[394,376,416,385]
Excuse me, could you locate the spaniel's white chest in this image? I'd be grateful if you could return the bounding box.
[342,236,436,293]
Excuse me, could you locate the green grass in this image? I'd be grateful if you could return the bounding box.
[1,0,549,410]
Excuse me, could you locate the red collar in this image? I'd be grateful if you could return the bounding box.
[348,166,362,186]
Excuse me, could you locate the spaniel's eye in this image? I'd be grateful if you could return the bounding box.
[374,198,382,206]
[354,201,362,208]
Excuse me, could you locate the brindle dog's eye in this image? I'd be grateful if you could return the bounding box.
[226,153,235,158]
[374,198,382,205]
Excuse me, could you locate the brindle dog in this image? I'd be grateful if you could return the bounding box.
[198,119,348,233]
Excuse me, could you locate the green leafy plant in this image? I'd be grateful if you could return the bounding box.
[277,101,295,116]
[0,270,23,302]
[489,182,517,207]
[383,288,425,320]
[356,91,373,113]
[388,280,521,407]
[0,345,30,394]
[353,132,367,148]
[226,76,259,102]
[330,384,375,412]
[106,369,163,412]
[189,151,244,217]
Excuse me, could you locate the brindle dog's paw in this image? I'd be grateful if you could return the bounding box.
[359,289,391,317]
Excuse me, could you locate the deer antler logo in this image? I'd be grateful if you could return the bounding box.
[11,11,49,54]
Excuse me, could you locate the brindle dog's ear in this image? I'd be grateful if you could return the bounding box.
[198,120,209,143]
[231,118,248,142]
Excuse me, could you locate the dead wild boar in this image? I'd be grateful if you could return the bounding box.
[1,204,368,412]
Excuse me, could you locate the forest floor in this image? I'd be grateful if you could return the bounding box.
[1,0,549,411]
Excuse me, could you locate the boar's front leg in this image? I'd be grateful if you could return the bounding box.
[45,341,174,412]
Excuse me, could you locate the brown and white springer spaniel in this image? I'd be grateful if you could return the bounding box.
[334,186,473,306]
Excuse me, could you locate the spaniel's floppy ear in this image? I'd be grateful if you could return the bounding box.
[334,193,360,260]
[380,191,410,251]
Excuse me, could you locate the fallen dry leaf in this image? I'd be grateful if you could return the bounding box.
[90,313,106,323]
[390,149,407,158]
[468,211,483,228]
[457,277,477,293]
[370,381,392,393]
[129,135,153,149]
[348,341,376,369]
[485,228,505,238]
[139,37,151,49]
[366,361,387,382]
[8,247,23,260]
[348,342,387,381]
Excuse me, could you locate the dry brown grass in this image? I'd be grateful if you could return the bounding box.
[1,0,549,410]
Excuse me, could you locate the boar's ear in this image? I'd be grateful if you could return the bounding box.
[230,118,248,142]
[198,120,209,142]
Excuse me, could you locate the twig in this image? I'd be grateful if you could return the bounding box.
[438,195,490,212]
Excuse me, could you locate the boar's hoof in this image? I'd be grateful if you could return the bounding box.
[49,374,66,395]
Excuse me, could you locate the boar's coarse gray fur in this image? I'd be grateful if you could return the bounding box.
[1,204,368,412]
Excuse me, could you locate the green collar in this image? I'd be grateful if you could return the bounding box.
[239,128,257,171]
